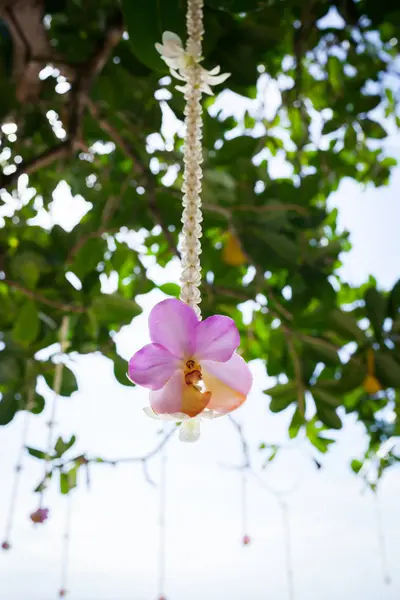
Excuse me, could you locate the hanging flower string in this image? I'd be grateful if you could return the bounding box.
[128,0,252,441]
[1,399,32,551]
[59,494,74,598]
[241,471,251,546]
[33,316,70,523]
[157,445,167,600]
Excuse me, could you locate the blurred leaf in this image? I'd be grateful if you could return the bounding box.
[374,352,400,388]
[113,354,134,387]
[365,287,386,340]
[54,435,76,457]
[26,447,47,459]
[316,404,342,429]
[360,118,387,139]
[12,300,40,347]
[122,0,186,70]
[91,294,141,325]
[158,283,181,297]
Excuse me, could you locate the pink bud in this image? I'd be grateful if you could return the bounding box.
[59,589,67,597]
[158,596,167,600]
[1,541,10,551]
[242,534,251,546]
[30,507,50,524]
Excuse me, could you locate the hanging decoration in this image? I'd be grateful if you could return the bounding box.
[33,316,70,522]
[128,0,252,441]
[1,401,32,551]
[157,445,168,600]
[374,491,391,586]
[58,494,74,598]
[241,471,251,546]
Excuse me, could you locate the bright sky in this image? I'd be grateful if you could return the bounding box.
[1,51,400,600]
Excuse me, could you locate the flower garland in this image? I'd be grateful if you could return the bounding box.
[128,0,252,441]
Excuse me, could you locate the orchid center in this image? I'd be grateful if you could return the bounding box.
[184,359,202,386]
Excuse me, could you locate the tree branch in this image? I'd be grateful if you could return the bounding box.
[0,8,124,190]
[2,279,85,313]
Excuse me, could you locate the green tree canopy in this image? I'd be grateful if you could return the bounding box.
[0,0,399,487]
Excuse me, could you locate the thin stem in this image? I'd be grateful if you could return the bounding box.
[158,447,167,598]
[374,492,391,585]
[60,494,73,596]
[39,316,70,507]
[241,470,248,537]
[2,409,31,544]
[281,500,295,600]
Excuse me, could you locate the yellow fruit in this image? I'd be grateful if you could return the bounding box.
[222,232,247,266]
[363,374,382,394]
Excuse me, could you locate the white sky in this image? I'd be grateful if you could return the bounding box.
[1,60,400,600]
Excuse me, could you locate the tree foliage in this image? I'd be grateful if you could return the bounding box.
[0,0,400,484]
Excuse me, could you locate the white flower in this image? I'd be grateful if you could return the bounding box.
[155,31,193,70]
[143,406,221,442]
[155,30,230,96]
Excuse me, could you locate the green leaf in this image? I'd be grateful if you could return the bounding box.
[91,294,141,325]
[43,364,78,397]
[60,466,78,495]
[329,309,367,344]
[54,435,76,457]
[122,0,186,70]
[327,56,342,91]
[26,447,47,459]
[12,300,40,347]
[374,352,400,388]
[344,124,357,149]
[308,433,335,454]
[312,388,342,408]
[365,287,386,340]
[159,283,180,298]
[269,394,295,413]
[360,118,387,139]
[322,118,342,135]
[388,279,400,320]
[316,404,342,429]
[60,472,69,494]
[71,237,105,280]
[0,357,20,384]
[113,354,134,387]
[263,233,298,264]
[288,408,304,439]
[0,393,18,425]
[9,251,47,288]
[302,337,339,365]
[264,383,296,412]
[351,459,363,474]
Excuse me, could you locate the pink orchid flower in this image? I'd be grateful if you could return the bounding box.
[30,507,49,524]
[128,299,252,441]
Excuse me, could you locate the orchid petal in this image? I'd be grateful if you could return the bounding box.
[150,370,211,417]
[179,418,201,442]
[170,68,186,81]
[143,407,189,421]
[206,72,230,85]
[176,84,188,94]
[202,353,252,413]
[207,65,221,75]
[194,315,239,362]
[162,31,183,49]
[128,343,180,390]
[149,299,198,359]
[201,82,214,96]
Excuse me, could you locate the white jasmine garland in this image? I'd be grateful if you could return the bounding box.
[155,0,230,318]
